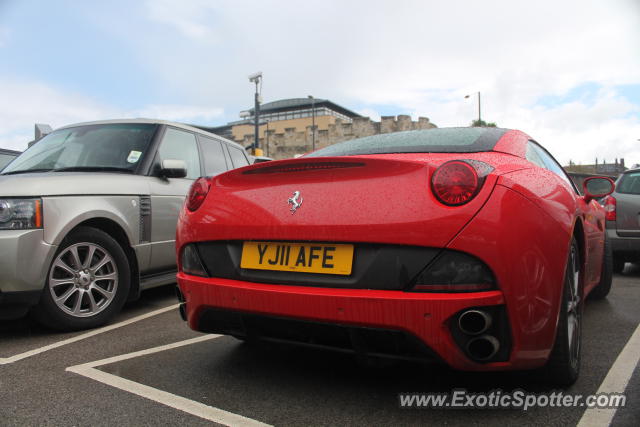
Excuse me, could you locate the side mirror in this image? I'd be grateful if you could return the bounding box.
[160,159,187,178]
[583,176,615,203]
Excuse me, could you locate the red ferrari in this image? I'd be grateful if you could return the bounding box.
[176,127,614,385]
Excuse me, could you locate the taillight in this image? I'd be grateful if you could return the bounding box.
[431,160,491,206]
[604,195,616,221]
[186,177,211,212]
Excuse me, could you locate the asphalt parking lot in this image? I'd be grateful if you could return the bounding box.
[1,270,639,426]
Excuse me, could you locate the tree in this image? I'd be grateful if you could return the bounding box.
[471,119,497,127]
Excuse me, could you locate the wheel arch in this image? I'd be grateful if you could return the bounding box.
[572,217,586,274]
[68,218,141,302]
[543,216,584,362]
[553,217,586,316]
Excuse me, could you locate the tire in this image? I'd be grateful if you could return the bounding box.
[589,234,612,300]
[612,257,625,274]
[33,226,131,331]
[544,237,582,387]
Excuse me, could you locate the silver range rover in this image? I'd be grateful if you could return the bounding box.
[0,119,250,330]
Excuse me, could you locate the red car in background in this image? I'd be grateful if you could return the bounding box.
[176,127,614,386]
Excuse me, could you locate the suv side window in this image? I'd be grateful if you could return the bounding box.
[530,141,576,191]
[157,127,201,179]
[615,172,640,194]
[199,136,229,176]
[227,145,250,168]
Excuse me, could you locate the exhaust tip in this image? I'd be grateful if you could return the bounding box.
[466,335,500,361]
[458,309,492,335]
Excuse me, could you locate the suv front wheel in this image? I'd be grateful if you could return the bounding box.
[33,226,131,331]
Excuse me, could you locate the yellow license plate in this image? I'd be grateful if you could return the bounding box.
[240,242,354,275]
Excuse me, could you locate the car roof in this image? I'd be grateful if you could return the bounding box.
[56,118,245,150]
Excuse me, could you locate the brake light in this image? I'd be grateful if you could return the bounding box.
[243,161,365,174]
[186,177,211,212]
[431,160,482,206]
[604,195,616,221]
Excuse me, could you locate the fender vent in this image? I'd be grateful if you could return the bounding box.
[139,196,152,243]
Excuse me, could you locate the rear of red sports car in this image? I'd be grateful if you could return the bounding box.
[176,127,606,383]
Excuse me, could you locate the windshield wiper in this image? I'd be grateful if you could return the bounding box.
[53,166,134,173]
[1,168,54,175]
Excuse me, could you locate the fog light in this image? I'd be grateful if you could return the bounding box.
[181,244,209,277]
[411,250,495,292]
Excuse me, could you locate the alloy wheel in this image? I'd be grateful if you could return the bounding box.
[48,242,119,317]
[566,244,581,370]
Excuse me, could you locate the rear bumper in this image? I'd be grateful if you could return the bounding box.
[607,228,640,254]
[178,273,541,371]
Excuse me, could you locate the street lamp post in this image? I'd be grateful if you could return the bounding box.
[308,95,316,151]
[248,72,263,155]
[465,91,481,124]
[265,120,270,157]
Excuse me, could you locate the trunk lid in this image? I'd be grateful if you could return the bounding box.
[185,154,531,248]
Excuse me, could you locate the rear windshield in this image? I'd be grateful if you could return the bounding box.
[616,172,640,194]
[306,127,508,157]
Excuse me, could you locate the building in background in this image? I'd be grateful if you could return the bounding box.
[564,158,626,192]
[565,158,626,175]
[199,97,436,159]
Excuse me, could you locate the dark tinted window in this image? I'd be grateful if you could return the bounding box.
[227,146,250,168]
[157,128,201,179]
[307,127,508,157]
[616,172,640,194]
[199,136,228,176]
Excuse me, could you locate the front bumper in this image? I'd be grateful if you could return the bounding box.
[0,230,57,317]
[178,273,540,371]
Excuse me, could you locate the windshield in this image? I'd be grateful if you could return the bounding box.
[2,123,158,175]
[306,127,508,157]
[0,152,18,170]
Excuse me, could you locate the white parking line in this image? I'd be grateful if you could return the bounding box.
[66,335,272,427]
[0,304,179,365]
[577,322,640,427]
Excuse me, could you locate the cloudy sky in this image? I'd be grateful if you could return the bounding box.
[1,0,639,165]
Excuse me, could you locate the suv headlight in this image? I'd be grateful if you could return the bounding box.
[0,198,43,230]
